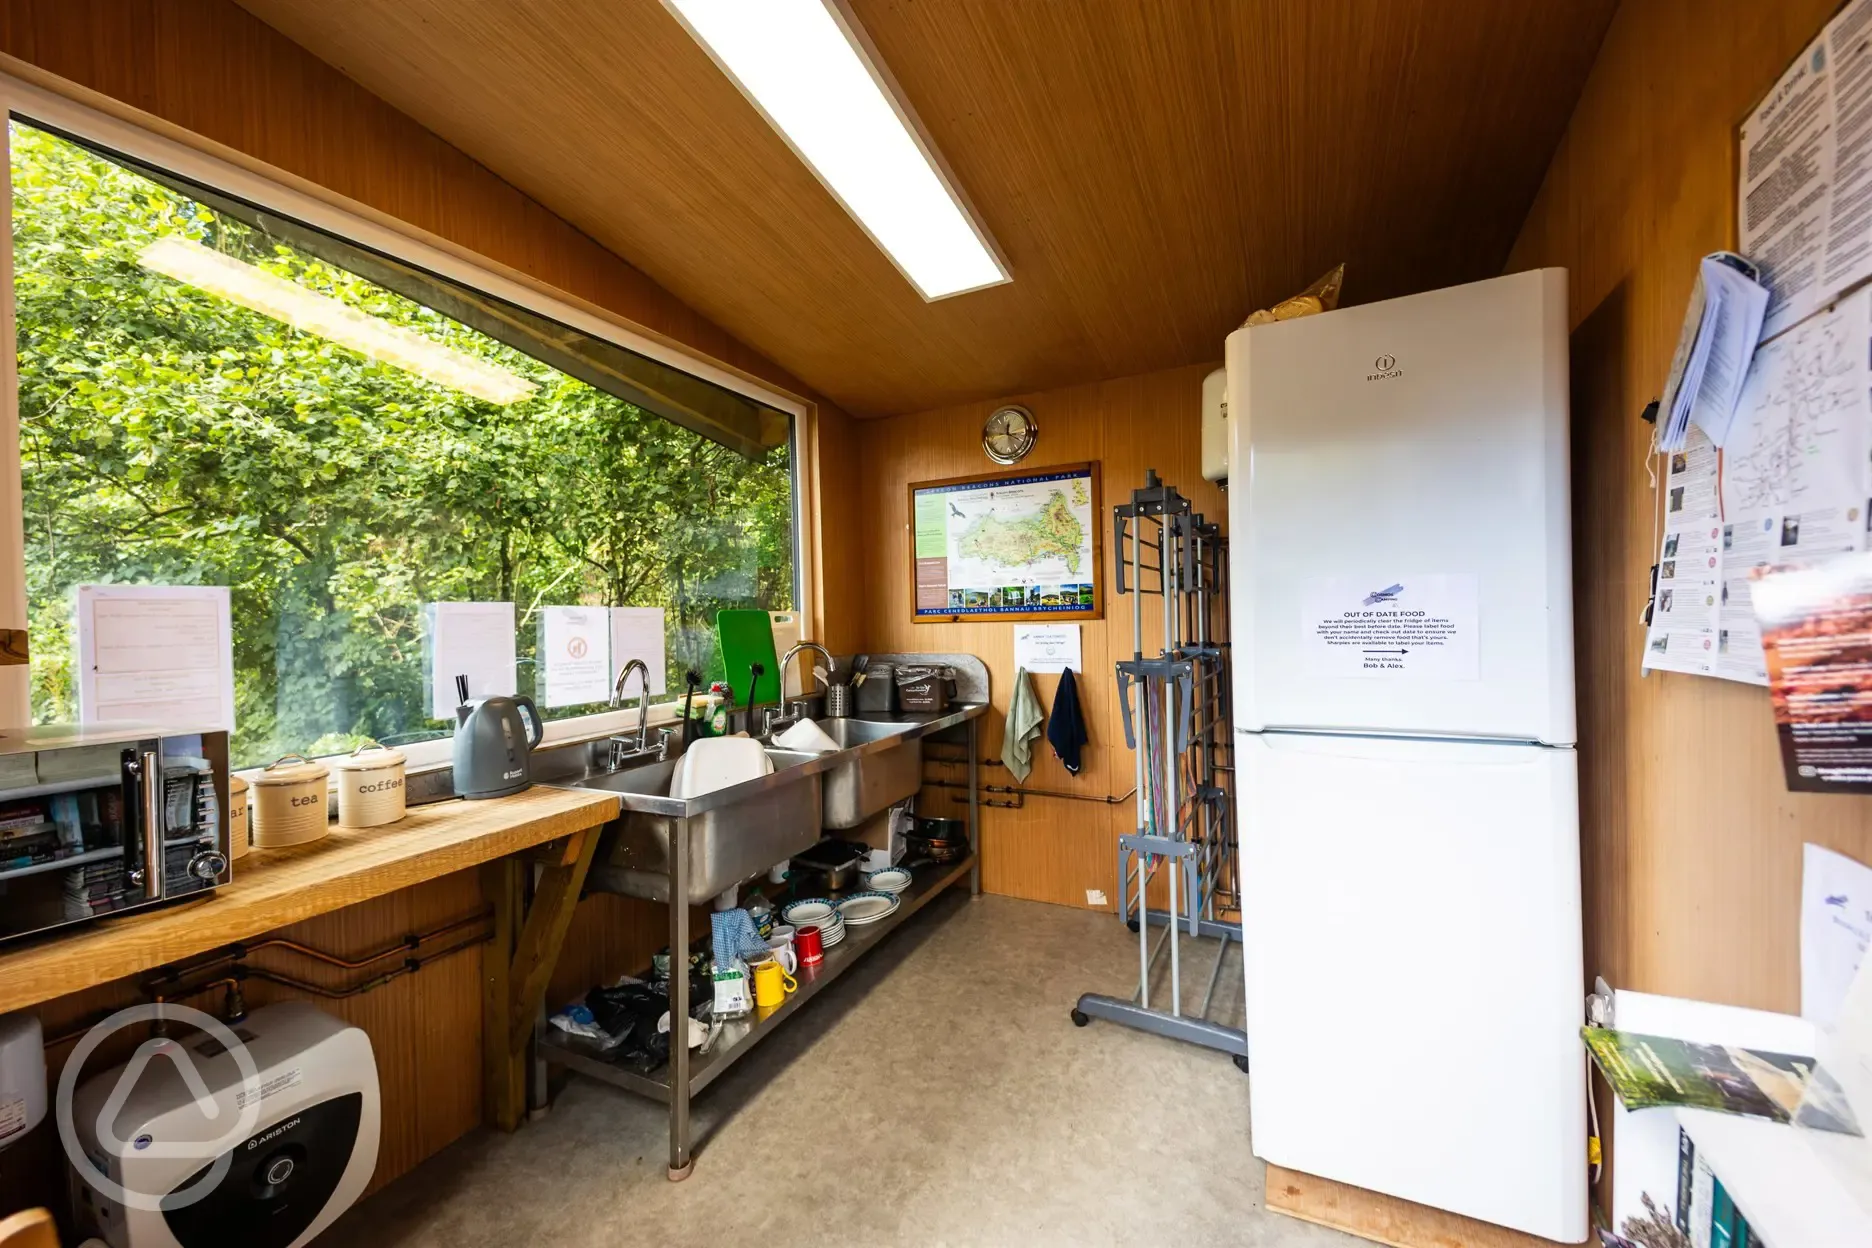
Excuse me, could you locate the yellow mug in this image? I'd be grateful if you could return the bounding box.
[751,957,797,1008]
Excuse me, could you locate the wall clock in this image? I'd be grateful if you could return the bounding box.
[982,404,1038,464]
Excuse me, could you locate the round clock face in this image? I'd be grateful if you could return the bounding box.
[983,405,1037,464]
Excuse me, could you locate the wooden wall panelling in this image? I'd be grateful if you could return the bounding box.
[1508,0,1858,1019]
[1500,0,1856,1228]
[859,363,1223,910]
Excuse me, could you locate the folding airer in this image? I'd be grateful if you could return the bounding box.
[1072,470,1246,1067]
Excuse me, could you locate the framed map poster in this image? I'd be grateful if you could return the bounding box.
[908,462,1102,622]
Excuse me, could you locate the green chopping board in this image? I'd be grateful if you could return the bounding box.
[716,608,781,709]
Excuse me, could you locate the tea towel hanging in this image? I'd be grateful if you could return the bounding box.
[1004,667,1045,782]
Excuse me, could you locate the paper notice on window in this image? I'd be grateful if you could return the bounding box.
[76,585,235,731]
[1642,429,1725,676]
[1300,575,1478,679]
[1013,624,1082,674]
[427,601,516,719]
[1741,0,1872,339]
[539,606,611,709]
[1716,287,1872,684]
[608,607,666,698]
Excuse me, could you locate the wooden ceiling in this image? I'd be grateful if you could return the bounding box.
[233,0,1618,417]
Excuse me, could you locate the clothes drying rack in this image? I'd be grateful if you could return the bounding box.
[1071,470,1246,1068]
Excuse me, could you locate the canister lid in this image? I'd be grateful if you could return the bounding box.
[330,741,405,773]
[250,753,331,786]
[229,774,248,795]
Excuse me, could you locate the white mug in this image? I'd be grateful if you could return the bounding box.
[764,935,798,974]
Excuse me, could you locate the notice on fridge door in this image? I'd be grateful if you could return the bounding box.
[1300,574,1478,679]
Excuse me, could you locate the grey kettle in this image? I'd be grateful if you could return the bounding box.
[451,675,544,799]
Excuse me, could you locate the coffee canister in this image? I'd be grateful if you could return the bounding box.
[332,742,406,829]
[249,754,331,848]
[228,774,251,860]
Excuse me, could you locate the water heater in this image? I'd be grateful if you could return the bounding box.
[1201,366,1228,483]
[70,1002,379,1248]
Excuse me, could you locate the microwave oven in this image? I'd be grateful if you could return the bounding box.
[0,724,231,946]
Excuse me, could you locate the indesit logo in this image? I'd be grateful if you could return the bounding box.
[56,1003,264,1213]
[1367,353,1402,382]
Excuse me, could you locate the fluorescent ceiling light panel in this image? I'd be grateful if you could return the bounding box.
[664,0,1009,300]
[138,235,538,404]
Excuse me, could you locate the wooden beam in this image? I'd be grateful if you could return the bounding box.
[505,828,601,1057]
[1264,1165,1586,1248]
[480,855,526,1133]
[481,829,603,1130]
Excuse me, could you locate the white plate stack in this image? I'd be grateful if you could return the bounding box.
[863,867,912,895]
[835,891,901,928]
[782,898,846,948]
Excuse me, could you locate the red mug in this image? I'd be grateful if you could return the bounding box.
[796,924,824,967]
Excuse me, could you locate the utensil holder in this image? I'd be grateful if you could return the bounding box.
[825,683,854,717]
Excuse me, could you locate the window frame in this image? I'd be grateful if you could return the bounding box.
[0,72,815,771]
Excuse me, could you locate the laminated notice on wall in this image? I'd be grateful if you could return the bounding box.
[1741,0,1872,339]
[1300,574,1478,679]
[1644,287,1872,684]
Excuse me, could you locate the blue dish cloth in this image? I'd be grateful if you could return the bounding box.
[711,909,771,969]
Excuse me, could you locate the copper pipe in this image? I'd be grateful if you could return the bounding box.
[146,909,491,988]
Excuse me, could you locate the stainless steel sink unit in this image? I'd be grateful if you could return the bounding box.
[814,717,922,829]
[531,700,988,1181]
[580,749,823,905]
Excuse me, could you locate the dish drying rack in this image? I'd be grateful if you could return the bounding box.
[1071,469,1246,1069]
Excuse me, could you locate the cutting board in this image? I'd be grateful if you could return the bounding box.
[769,610,803,697]
[716,609,781,709]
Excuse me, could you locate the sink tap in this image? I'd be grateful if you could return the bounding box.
[607,658,661,769]
[781,641,835,694]
[766,642,835,737]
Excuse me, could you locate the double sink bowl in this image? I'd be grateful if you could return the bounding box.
[535,705,983,906]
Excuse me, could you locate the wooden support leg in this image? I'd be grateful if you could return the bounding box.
[481,856,526,1133]
[481,828,602,1132]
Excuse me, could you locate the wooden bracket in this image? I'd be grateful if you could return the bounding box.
[481,826,602,1132]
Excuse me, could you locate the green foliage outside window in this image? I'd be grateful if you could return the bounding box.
[12,124,794,767]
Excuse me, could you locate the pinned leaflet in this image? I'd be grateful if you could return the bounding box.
[1657,253,1769,450]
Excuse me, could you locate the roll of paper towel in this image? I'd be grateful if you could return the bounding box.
[0,1010,46,1150]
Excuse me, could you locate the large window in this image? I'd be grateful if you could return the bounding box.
[12,122,797,768]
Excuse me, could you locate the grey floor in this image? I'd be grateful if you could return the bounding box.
[333,891,1361,1247]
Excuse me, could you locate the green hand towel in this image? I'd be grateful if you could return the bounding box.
[1003,667,1044,782]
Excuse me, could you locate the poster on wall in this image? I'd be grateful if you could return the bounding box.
[1752,552,1872,792]
[1740,0,1872,339]
[908,463,1102,623]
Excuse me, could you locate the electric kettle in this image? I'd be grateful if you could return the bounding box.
[451,675,543,799]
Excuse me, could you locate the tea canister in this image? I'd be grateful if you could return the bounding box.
[249,754,331,848]
[228,774,250,860]
[332,742,406,829]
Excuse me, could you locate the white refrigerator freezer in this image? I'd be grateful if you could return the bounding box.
[1225,268,1586,1242]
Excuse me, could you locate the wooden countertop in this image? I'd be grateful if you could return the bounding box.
[0,785,620,1014]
